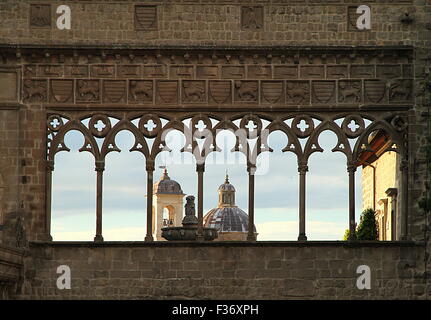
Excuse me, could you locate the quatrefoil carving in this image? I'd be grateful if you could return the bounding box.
[341,115,365,138]
[292,115,314,138]
[89,114,111,138]
[47,115,64,132]
[139,114,162,138]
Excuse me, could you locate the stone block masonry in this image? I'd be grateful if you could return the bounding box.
[18,241,426,300]
[0,0,427,47]
[0,0,430,300]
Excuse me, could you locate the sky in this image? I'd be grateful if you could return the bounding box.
[51,117,365,241]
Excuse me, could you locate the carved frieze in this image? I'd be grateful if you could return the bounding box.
[50,80,73,103]
[23,79,47,102]
[65,65,89,77]
[286,81,310,105]
[376,65,402,79]
[209,81,232,104]
[129,80,153,103]
[196,66,219,79]
[327,65,348,79]
[103,80,127,103]
[350,65,374,78]
[182,81,206,103]
[312,81,336,104]
[234,81,258,103]
[30,4,51,28]
[39,65,63,77]
[118,65,141,78]
[143,65,167,78]
[170,66,194,79]
[16,48,413,109]
[222,66,246,79]
[338,80,362,104]
[389,79,413,102]
[301,66,325,79]
[241,6,264,30]
[135,5,158,31]
[76,80,100,103]
[248,65,272,79]
[274,66,298,79]
[90,65,115,78]
[364,80,387,103]
[261,81,284,104]
[156,81,178,104]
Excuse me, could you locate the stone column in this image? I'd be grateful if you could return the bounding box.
[145,160,154,242]
[43,160,54,241]
[94,161,104,242]
[348,164,357,240]
[298,163,308,241]
[386,187,398,240]
[196,163,205,241]
[247,164,256,241]
[400,159,409,240]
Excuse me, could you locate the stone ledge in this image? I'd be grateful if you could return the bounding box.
[29,240,425,248]
[0,103,23,110]
[0,44,415,51]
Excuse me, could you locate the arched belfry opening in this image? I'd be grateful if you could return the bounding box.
[152,168,185,240]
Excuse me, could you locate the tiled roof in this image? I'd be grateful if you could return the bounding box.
[203,207,256,233]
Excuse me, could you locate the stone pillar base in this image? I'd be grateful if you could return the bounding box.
[298,234,307,241]
[94,235,104,243]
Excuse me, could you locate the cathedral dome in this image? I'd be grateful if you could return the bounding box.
[204,206,256,233]
[203,174,257,240]
[153,169,184,195]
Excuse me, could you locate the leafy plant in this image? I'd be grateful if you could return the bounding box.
[356,208,378,240]
[343,229,352,241]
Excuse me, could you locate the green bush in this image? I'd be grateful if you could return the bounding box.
[356,208,378,240]
[343,229,351,241]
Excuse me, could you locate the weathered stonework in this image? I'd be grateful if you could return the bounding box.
[14,241,425,300]
[0,0,429,299]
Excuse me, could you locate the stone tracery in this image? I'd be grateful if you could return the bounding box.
[46,110,408,242]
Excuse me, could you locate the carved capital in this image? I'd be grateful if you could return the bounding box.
[347,164,357,173]
[247,164,257,175]
[46,160,54,171]
[95,161,105,172]
[386,187,398,199]
[146,160,155,172]
[196,163,205,173]
[298,163,308,174]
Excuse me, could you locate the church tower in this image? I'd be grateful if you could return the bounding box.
[152,168,185,240]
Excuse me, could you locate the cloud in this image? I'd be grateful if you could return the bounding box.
[52,227,146,241]
[52,221,346,241]
[256,220,347,241]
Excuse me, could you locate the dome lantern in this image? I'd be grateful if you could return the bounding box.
[218,173,236,207]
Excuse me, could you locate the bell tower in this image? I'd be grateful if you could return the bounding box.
[152,168,185,240]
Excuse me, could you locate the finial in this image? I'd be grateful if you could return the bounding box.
[225,169,229,183]
[159,165,170,180]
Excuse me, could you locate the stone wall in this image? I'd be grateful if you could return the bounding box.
[0,0,428,47]
[0,0,429,300]
[18,242,427,299]
[0,107,20,247]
